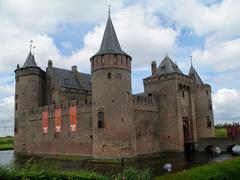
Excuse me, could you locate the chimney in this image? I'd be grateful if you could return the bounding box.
[72,65,77,72]
[48,60,53,68]
[151,61,157,75]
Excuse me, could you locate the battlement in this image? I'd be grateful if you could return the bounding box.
[29,99,92,120]
[143,73,192,85]
[132,95,158,111]
[90,54,131,73]
[15,67,46,78]
[195,84,211,90]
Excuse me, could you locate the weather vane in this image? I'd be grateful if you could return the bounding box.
[30,40,33,53]
[190,55,193,65]
[108,5,111,16]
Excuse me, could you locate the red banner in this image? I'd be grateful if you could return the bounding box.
[69,105,77,132]
[42,111,48,134]
[55,108,61,133]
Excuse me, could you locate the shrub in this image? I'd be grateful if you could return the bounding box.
[156,158,240,180]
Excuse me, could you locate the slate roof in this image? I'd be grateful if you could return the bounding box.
[92,15,130,58]
[53,67,91,90]
[22,52,38,68]
[188,65,204,85]
[157,56,183,77]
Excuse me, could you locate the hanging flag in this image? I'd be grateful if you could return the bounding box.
[69,105,77,132]
[42,110,48,133]
[55,108,61,133]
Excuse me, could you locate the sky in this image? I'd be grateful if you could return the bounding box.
[0,0,240,136]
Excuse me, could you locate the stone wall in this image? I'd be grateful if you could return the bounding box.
[25,99,92,156]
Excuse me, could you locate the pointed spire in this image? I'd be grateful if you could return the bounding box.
[157,55,183,76]
[188,64,204,85]
[92,10,130,58]
[22,51,38,68]
[22,40,38,68]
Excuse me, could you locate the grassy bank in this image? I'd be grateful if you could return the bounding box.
[215,128,227,137]
[0,136,14,150]
[0,160,151,180]
[156,158,240,180]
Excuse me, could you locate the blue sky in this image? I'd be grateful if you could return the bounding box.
[0,0,240,136]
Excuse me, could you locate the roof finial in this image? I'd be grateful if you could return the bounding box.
[33,46,36,55]
[30,40,33,53]
[108,5,111,16]
[190,55,193,66]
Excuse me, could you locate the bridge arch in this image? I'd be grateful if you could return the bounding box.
[205,145,214,152]
[226,144,236,152]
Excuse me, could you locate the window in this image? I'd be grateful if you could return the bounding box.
[116,73,122,79]
[15,103,18,111]
[207,116,211,128]
[98,112,104,128]
[208,99,212,110]
[108,72,111,79]
[182,91,185,98]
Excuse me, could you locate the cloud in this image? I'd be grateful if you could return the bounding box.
[213,88,240,123]
[192,38,240,73]
[150,0,240,38]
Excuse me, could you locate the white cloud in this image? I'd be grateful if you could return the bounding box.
[213,88,240,123]
[192,38,240,73]
[150,0,240,38]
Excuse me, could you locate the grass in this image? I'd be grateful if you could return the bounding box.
[0,136,14,150]
[156,158,240,180]
[215,128,227,137]
[0,159,152,180]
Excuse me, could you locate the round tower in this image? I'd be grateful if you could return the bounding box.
[188,65,214,138]
[14,51,46,153]
[90,14,136,159]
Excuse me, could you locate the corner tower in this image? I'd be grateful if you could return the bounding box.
[14,51,46,153]
[188,65,214,138]
[90,14,136,159]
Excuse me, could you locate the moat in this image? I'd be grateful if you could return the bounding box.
[0,150,235,176]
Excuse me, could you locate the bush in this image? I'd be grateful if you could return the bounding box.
[156,158,240,180]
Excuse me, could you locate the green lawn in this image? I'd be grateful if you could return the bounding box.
[0,136,14,150]
[215,128,227,137]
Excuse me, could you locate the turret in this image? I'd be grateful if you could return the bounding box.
[14,51,46,153]
[188,65,214,138]
[90,13,136,159]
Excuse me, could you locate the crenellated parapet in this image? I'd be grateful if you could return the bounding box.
[90,54,131,73]
[29,99,92,121]
[15,67,46,79]
[132,95,159,111]
[195,84,211,90]
[144,73,192,85]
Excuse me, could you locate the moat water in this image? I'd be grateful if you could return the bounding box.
[0,150,236,177]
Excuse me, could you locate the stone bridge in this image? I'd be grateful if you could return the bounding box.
[198,137,240,152]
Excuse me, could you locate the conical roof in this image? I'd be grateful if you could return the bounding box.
[22,52,38,68]
[157,56,183,76]
[188,65,204,85]
[92,15,130,58]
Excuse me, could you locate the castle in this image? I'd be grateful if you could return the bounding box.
[14,14,214,159]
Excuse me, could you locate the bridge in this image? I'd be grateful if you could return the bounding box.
[198,137,240,152]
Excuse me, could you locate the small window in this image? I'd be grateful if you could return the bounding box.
[208,99,212,110]
[116,73,122,79]
[126,59,128,66]
[15,103,18,111]
[182,91,185,98]
[206,91,209,95]
[108,72,111,79]
[15,94,18,100]
[207,116,211,128]
[98,112,104,128]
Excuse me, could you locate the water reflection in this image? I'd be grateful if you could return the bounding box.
[0,150,236,177]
